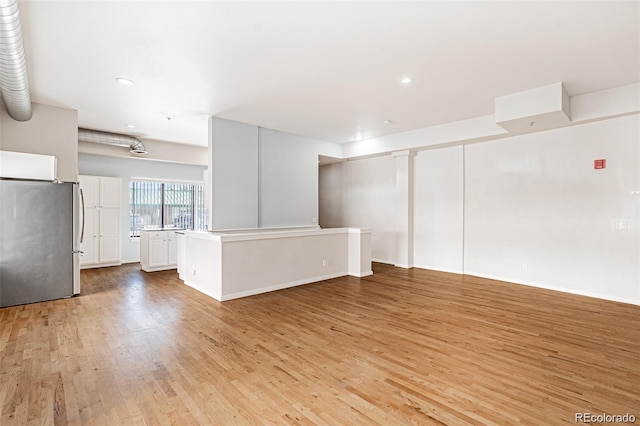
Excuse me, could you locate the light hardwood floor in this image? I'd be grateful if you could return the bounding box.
[0,263,638,425]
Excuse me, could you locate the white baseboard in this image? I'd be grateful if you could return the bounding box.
[220,272,348,301]
[413,263,463,275]
[372,258,394,265]
[463,270,640,306]
[183,279,222,302]
[80,261,122,270]
[184,272,349,302]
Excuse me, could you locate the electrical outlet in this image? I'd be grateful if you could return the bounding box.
[522,264,528,272]
[322,259,327,267]
[614,221,629,231]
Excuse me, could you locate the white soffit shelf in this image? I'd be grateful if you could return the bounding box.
[495,82,571,133]
[0,150,57,181]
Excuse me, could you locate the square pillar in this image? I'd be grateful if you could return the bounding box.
[393,150,414,268]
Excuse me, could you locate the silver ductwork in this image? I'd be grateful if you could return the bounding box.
[0,0,31,121]
[78,128,148,155]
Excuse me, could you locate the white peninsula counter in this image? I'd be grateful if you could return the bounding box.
[177,227,372,301]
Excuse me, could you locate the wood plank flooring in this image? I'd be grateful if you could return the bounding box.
[0,263,638,425]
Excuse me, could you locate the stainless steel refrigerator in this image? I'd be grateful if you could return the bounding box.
[0,179,81,307]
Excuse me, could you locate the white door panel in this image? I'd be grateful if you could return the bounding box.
[79,175,99,209]
[148,238,168,267]
[80,236,98,265]
[100,236,120,263]
[168,234,178,265]
[100,177,121,208]
[100,209,120,236]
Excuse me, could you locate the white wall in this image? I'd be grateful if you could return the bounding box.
[209,117,259,230]
[259,128,323,227]
[464,115,639,304]
[78,153,207,263]
[208,117,342,231]
[319,155,396,263]
[414,146,464,273]
[320,114,640,304]
[0,102,78,182]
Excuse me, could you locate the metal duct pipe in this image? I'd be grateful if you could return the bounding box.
[78,128,148,155]
[0,0,31,121]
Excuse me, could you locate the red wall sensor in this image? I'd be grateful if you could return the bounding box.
[594,159,606,169]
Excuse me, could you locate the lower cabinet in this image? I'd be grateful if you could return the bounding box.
[140,230,178,272]
[80,208,121,268]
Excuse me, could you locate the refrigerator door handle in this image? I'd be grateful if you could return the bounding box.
[79,188,85,244]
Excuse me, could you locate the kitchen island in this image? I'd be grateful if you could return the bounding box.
[177,227,372,301]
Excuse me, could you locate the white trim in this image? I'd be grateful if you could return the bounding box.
[80,261,122,270]
[185,227,371,243]
[220,272,346,301]
[183,279,222,301]
[413,263,463,275]
[394,263,413,269]
[372,257,394,265]
[463,270,640,306]
[350,270,373,278]
[142,265,177,273]
[391,150,412,157]
[130,176,204,185]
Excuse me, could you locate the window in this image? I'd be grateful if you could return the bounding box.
[129,180,207,238]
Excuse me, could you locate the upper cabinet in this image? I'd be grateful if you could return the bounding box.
[100,177,121,208]
[78,175,99,208]
[79,175,121,209]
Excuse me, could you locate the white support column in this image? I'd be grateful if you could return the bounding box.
[393,150,414,268]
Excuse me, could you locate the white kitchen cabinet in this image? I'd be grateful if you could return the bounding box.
[176,232,186,278]
[79,175,99,208]
[80,175,120,209]
[99,208,121,263]
[80,209,99,264]
[100,178,121,209]
[149,237,168,267]
[79,175,122,269]
[168,233,178,265]
[140,230,179,272]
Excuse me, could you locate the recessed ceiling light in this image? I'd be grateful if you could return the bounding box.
[126,124,136,129]
[115,77,135,85]
[400,76,413,85]
[383,120,392,124]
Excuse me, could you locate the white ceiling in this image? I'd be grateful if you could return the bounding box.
[19,1,640,147]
